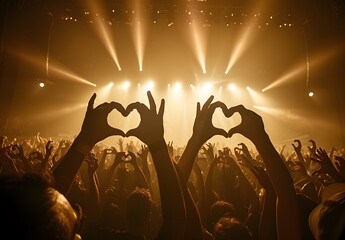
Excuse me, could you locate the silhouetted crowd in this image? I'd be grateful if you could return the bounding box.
[1,91,344,240]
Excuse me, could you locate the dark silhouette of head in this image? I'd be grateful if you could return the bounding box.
[126,187,153,228]
[213,217,253,240]
[0,174,80,240]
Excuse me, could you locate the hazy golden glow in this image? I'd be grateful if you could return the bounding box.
[28,103,87,122]
[253,105,303,121]
[12,50,96,87]
[189,19,208,74]
[87,0,121,71]
[225,23,256,75]
[95,18,122,71]
[130,1,148,72]
[49,65,97,87]
[262,46,344,92]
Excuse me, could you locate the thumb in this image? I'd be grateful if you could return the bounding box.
[109,127,125,138]
[228,125,242,138]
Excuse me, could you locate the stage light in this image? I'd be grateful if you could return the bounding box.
[39,82,45,88]
[189,21,207,77]
[109,82,114,87]
[145,81,154,91]
[309,91,314,97]
[228,83,237,91]
[202,82,213,92]
[122,81,130,90]
[174,82,182,91]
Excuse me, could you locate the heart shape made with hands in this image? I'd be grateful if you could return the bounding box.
[107,102,243,139]
[107,106,140,135]
[120,153,133,163]
[212,107,241,136]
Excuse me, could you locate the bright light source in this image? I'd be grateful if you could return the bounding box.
[246,86,251,91]
[203,69,207,74]
[139,66,143,72]
[309,91,314,97]
[122,81,130,90]
[228,83,237,91]
[39,82,45,88]
[109,82,114,87]
[145,81,154,90]
[202,82,212,92]
[174,82,182,91]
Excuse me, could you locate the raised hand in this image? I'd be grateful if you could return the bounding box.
[311,148,345,183]
[138,144,149,160]
[227,105,266,143]
[85,153,99,174]
[191,96,228,145]
[104,147,118,156]
[236,150,257,169]
[201,142,215,162]
[308,139,317,156]
[126,91,165,146]
[335,155,345,178]
[226,104,301,240]
[29,151,44,162]
[54,94,126,195]
[78,93,126,145]
[137,145,151,186]
[45,140,54,160]
[167,141,174,158]
[292,139,302,153]
[117,138,124,152]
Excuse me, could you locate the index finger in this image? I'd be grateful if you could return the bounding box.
[126,102,147,115]
[147,91,157,113]
[201,95,214,112]
[226,104,247,118]
[208,101,227,114]
[88,93,96,111]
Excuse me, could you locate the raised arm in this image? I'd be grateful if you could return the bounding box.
[227,105,301,240]
[126,91,186,239]
[53,93,125,195]
[178,96,228,181]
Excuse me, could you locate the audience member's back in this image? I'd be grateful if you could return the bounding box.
[0,174,80,240]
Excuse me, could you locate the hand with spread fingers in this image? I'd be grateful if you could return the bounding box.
[226,105,267,143]
[191,96,228,145]
[78,93,126,146]
[311,147,345,183]
[126,91,165,147]
[225,104,301,240]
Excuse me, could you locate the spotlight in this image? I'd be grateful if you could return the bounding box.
[308,91,314,97]
[228,83,237,91]
[109,82,114,87]
[39,82,45,88]
[122,81,130,90]
[174,82,182,91]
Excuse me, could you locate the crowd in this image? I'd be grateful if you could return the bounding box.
[0,91,345,240]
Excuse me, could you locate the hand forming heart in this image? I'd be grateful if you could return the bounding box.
[79,91,267,147]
